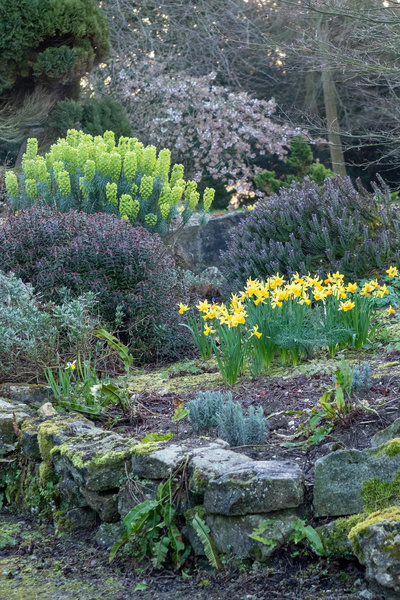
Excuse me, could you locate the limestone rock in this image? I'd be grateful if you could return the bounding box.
[174,211,245,272]
[21,417,44,460]
[81,488,119,522]
[0,384,51,408]
[95,522,125,548]
[371,419,400,448]
[37,402,57,417]
[313,442,400,517]
[118,478,160,518]
[52,427,137,491]
[0,397,33,444]
[204,461,304,516]
[131,438,229,480]
[57,475,88,508]
[349,509,400,593]
[37,415,95,462]
[206,511,299,559]
[188,446,252,495]
[62,507,97,529]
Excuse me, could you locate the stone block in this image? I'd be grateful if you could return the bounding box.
[204,461,304,516]
[0,397,33,445]
[131,438,229,480]
[206,511,299,559]
[52,427,137,491]
[313,442,400,517]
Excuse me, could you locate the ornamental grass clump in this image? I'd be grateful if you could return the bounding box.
[0,206,189,362]
[179,267,398,384]
[5,130,214,236]
[222,176,400,290]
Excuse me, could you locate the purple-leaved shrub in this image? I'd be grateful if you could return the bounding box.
[221,176,400,290]
[0,206,189,361]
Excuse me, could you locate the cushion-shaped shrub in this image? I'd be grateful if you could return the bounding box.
[0,207,188,361]
[221,176,400,290]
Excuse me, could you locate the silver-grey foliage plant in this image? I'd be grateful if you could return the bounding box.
[187,390,267,446]
[0,271,99,378]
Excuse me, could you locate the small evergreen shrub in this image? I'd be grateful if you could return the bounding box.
[0,271,99,379]
[187,391,226,432]
[187,390,267,446]
[0,0,109,95]
[6,130,214,237]
[253,137,334,197]
[352,362,372,394]
[287,135,313,178]
[49,97,132,139]
[216,398,266,447]
[0,207,189,361]
[222,176,400,290]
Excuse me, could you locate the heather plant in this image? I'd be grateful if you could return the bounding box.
[6,130,215,236]
[89,58,300,189]
[0,270,99,379]
[0,207,189,361]
[222,177,400,290]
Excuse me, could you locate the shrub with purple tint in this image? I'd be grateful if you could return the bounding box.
[0,206,189,361]
[221,176,400,291]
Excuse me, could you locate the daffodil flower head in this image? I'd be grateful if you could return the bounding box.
[177,302,189,314]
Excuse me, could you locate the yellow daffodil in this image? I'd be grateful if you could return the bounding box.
[65,361,76,371]
[387,266,398,278]
[250,325,262,339]
[346,283,358,294]
[388,305,396,315]
[338,300,355,312]
[196,299,210,312]
[178,302,189,314]
[203,325,216,336]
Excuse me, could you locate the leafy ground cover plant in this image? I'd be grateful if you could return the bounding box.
[222,176,400,290]
[0,270,100,380]
[110,468,220,569]
[180,268,397,384]
[0,207,189,362]
[6,130,214,237]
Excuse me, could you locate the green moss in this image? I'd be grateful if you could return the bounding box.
[184,504,208,522]
[51,430,138,470]
[131,441,164,456]
[370,437,400,458]
[190,468,209,493]
[317,514,365,559]
[361,472,400,512]
[37,418,71,463]
[38,462,55,487]
[348,507,400,560]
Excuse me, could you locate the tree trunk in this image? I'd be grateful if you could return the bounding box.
[321,67,347,176]
[319,19,346,176]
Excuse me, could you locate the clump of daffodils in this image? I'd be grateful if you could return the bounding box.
[178,267,399,383]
